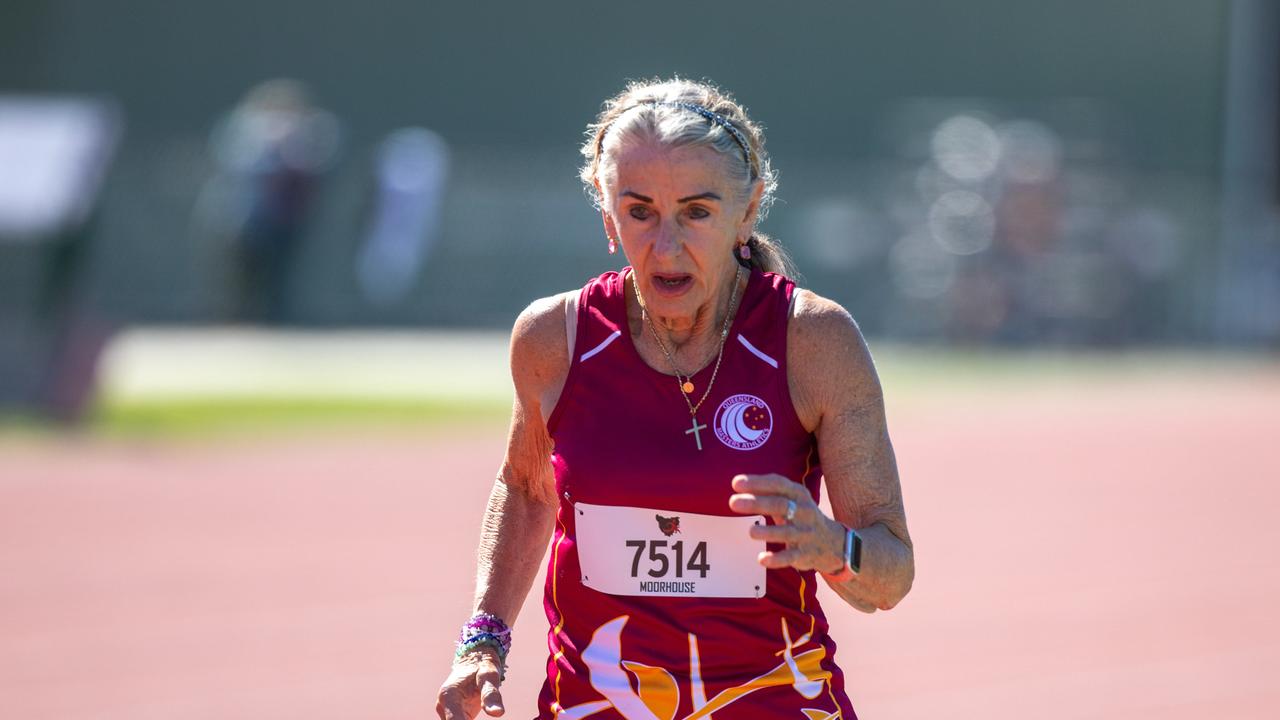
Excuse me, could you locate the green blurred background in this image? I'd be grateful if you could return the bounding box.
[1,0,1277,424]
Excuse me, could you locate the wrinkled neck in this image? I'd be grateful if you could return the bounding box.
[627,267,744,370]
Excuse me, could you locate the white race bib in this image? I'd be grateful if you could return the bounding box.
[574,502,766,598]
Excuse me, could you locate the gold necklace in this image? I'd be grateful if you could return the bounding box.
[633,265,744,450]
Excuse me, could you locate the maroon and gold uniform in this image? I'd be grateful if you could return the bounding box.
[537,266,857,720]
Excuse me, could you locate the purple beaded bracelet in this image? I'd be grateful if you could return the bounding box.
[456,612,512,669]
[463,613,511,639]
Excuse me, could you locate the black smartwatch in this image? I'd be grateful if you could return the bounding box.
[821,525,862,582]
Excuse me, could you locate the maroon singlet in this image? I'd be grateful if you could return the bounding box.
[536,266,857,720]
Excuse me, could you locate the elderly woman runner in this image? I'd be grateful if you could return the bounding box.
[436,78,914,720]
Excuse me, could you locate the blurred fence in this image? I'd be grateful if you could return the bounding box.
[62,102,1241,346]
[2,0,1277,349]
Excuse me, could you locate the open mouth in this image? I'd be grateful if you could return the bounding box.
[651,273,693,294]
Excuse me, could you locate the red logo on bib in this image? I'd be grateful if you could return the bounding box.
[655,515,681,536]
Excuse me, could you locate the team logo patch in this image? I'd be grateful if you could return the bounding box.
[655,514,681,536]
[713,393,773,450]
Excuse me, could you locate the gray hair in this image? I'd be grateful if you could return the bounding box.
[579,77,793,276]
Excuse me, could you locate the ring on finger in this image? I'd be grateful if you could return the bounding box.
[784,499,798,523]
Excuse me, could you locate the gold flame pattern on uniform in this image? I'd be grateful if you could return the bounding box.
[554,615,839,720]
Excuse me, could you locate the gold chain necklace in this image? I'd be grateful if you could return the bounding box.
[632,265,743,450]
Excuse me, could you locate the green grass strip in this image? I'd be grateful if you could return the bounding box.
[87,395,511,438]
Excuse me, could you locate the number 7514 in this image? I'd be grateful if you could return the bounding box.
[625,540,710,578]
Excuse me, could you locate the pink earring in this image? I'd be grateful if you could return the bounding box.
[738,243,751,260]
[608,237,618,254]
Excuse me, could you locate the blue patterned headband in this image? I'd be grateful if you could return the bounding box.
[609,100,754,172]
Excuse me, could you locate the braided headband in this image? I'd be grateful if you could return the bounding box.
[604,100,753,171]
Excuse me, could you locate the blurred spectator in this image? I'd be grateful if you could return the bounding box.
[355,127,449,308]
[205,79,340,323]
[870,105,1190,346]
[0,96,119,421]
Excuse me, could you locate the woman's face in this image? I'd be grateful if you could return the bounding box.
[601,141,758,325]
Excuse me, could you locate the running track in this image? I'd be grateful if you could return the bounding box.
[2,371,1278,718]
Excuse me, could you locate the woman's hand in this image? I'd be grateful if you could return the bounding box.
[435,648,505,719]
[728,473,844,574]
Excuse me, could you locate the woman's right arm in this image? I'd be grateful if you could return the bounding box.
[436,293,571,720]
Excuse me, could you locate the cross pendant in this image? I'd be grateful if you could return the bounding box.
[686,416,708,451]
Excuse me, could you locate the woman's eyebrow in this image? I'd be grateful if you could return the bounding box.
[678,192,721,203]
[620,190,722,203]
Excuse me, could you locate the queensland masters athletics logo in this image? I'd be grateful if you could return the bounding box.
[713,393,773,450]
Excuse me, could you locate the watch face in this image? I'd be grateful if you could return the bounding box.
[850,532,863,572]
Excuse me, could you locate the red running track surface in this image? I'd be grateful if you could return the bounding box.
[2,375,1278,719]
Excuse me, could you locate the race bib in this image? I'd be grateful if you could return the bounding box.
[574,502,766,598]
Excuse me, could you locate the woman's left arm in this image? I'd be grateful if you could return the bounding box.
[729,290,914,613]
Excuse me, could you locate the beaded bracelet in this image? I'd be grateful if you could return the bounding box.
[456,634,508,661]
[459,612,511,655]
[463,612,511,640]
[455,612,512,680]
